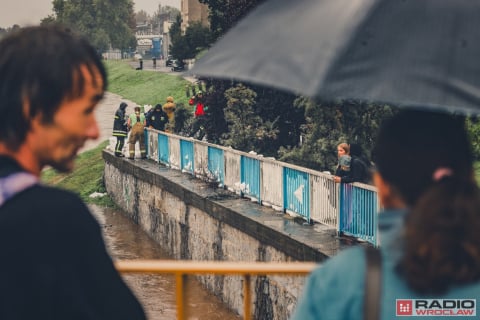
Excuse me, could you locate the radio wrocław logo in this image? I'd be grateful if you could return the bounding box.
[396,299,476,317]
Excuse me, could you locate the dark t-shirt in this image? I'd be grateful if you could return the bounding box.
[0,157,146,320]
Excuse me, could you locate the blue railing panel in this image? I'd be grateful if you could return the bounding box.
[283,167,310,221]
[180,139,194,174]
[158,133,170,165]
[339,184,378,245]
[240,156,261,202]
[208,146,224,185]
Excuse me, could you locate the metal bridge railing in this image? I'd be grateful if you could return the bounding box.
[142,128,379,244]
[116,260,317,320]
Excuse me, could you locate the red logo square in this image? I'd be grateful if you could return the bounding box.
[396,300,413,316]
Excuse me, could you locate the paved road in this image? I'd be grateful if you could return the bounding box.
[128,58,197,82]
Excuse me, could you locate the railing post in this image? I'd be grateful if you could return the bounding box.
[243,274,251,320]
[176,273,187,320]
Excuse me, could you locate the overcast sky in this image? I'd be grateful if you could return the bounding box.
[1,0,181,28]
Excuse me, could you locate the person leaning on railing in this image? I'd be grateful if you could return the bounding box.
[334,142,371,184]
[291,109,480,319]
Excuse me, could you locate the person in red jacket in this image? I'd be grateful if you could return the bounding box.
[189,91,207,139]
[190,91,206,117]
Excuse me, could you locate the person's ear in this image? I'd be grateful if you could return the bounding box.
[373,172,405,209]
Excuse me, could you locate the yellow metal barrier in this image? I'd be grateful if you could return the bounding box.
[116,260,317,320]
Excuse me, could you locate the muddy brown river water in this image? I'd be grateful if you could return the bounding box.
[89,205,241,320]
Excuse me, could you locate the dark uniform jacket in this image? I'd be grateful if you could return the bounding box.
[0,157,146,320]
[113,108,128,137]
[146,108,168,131]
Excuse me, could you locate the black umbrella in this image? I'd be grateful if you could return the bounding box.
[191,0,480,114]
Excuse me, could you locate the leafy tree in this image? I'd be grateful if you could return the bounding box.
[40,15,56,25]
[221,84,281,153]
[199,0,266,41]
[184,22,211,57]
[153,5,180,34]
[0,25,20,38]
[169,15,212,61]
[135,10,149,24]
[168,14,186,59]
[199,80,229,143]
[250,86,304,154]
[50,0,136,52]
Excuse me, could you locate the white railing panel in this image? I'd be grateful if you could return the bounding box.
[194,142,209,179]
[261,161,283,211]
[169,135,181,170]
[147,129,159,162]
[310,173,338,228]
[224,149,241,193]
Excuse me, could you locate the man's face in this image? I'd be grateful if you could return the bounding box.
[30,65,104,172]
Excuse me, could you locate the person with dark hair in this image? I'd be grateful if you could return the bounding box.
[113,102,129,157]
[0,25,146,319]
[146,104,168,131]
[349,143,372,184]
[291,109,480,319]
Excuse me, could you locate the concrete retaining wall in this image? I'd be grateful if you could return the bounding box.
[103,151,338,319]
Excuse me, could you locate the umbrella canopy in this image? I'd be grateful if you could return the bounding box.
[191,0,480,114]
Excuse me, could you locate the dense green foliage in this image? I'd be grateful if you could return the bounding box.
[41,141,115,207]
[44,0,136,52]
[220,84,302,156]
